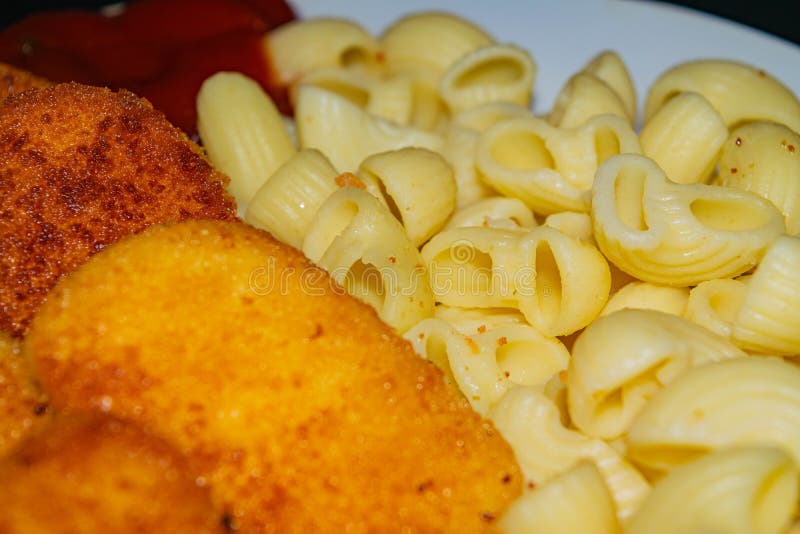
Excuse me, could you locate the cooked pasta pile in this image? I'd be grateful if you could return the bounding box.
[197,12,800,532]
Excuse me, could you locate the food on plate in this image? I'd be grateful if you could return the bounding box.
[26,220,523,531]
[0,62,52,101]
[0,332,48,457]
[0,413,222,532]
[0,82,236,337]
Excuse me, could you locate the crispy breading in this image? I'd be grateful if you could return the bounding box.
[26,220,523,532]
[0,82,236,337]
[0,413,223,533]
[0,63,52,101]
[0,331,49,458]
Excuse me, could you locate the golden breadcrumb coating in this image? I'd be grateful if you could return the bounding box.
[0,62,52,101]
[0,414,223,533]
[0,331,48,458]
[0,82,236,337]
[26,220,523,532]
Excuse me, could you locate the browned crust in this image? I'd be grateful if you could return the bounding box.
[0,62,52,102]
[0,82,236,336]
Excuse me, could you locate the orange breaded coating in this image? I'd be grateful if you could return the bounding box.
[0,62,52,101]
[0,331,48,458]
[0,414,224,533]
[0,82,236,337]
[26,220,523,532]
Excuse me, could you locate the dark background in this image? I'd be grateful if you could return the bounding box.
[1,1,799,47]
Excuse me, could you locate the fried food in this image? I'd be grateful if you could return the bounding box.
[0,82,236,337]
[0,331,49,458]
[0,413,223,533]
[0,62,52,101]
[26,220,523,532]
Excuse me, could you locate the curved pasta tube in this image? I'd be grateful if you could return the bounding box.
[439,44,536,113]
[444,197,536,231]
[583,50,637,124]
[683,278,747,340]
[303,187,433,333]
[549,72,632,129]
[600,281,688,317]
[245,149,339,249]
[626,358,800,474]
[197,72,296,211]
[295,85,444,172]
[716,122,800,235]
[644,60,800,133]
[489,387,651,521]
[732,236,800,355]
[357,148,456,246]
[454,101,531,132]
[476,114,640,215]
[380,12,493,77]
[405,318,568,415]
[543,211,593,243]
[592,154,785,286]
[266,18,382,84]
[513,226,610,336]
[627,446,798,534]
[422,227,521,309]
[639,92,728,185]
[433,305,527,335]
[567,309,746,440]
[498,461,621,534]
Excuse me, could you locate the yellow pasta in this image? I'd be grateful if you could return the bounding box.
[499,461,621,534]
[567,309,746,440]
[644,59,800,132]
[627,446,798,534]
[489,386,651,521]
[639,92,728,184]
[295,85,443,172]
[433,305,527,334]
[303,187,433,333]
[444,197,536,231]
[543,211,593,243]
[583,50,637,124]
[683,278,748,340]
[357,148,456,247]
[453,101,532,132]
[379,12,494,78]
[476,114,640,215]
[245,149,339,249]
[549,72,632,129]
[626,358,800,475]
[716,122,800,235]
[732,235,800,355]
[600,281,689,317]
[266,18,381,84]
[592,154,785,286]
[196,72,296,210]
[439,44,536,113]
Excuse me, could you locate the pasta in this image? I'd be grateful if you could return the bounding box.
[644,59,800,132]
[592,153,785,286]
[626,358,800,475]
[567,309,746,440]
[549,72,632,129]
[196,72,296,210]
[627,446,798,534]
[683,278,748,340]
[716,121,800,234]
[302,187,434,333]
[600,281,689,317]
[444,197,536,231]
[583,50,637,123]
[499,460,621,534]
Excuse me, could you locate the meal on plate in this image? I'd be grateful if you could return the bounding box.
[0,1,799,532]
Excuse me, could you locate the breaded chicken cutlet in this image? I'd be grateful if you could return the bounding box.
[0,414,223,533]
[26,220,523,532]
[0,82,236,337]
[0,62,52,101]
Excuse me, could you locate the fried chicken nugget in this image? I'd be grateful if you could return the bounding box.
[0,331,49,458]
[26,220,523,532]
[0,82,236,337]
[0,62,52,101]
[0,413,224,533]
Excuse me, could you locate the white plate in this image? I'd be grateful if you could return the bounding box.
[288,0,800,120]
